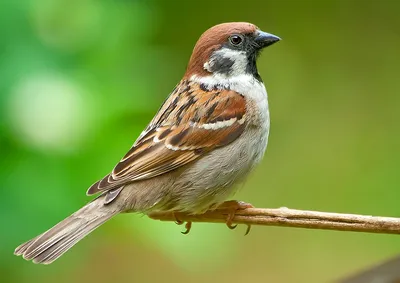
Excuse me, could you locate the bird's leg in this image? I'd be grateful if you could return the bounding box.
[213,200,254,235]
[172,212,192,234]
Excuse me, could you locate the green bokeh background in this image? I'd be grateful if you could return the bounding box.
[1,0,399,282]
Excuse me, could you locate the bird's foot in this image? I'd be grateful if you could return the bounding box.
[214,200,254,235]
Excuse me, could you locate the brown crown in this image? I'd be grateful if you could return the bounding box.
[184,22,258,78]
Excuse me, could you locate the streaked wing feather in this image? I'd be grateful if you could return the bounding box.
[87,81,246,196]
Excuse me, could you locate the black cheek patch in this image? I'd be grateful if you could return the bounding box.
[209,57,235,75]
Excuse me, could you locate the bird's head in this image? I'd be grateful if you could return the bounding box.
[185,22,280,80]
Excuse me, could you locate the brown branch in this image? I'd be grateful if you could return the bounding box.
[148,207,400,234]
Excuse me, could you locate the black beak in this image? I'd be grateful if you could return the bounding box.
[254,30,281,48]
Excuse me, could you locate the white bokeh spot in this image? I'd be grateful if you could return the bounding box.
[7,73,90,153]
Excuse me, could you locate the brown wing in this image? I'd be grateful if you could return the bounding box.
[87,80,247,195]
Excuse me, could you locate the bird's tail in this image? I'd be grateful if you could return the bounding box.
[14,197,119,264]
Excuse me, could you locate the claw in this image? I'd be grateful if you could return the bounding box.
[181,222,192,235]
[173,212,192,234]
[227,223,238,230]
[226,212,238,230]
[173,212,184,225]
[244,225,251,236]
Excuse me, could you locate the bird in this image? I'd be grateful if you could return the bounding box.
[14,22,280,264]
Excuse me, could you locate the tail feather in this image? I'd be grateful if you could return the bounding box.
[14,198,119,264]
[14,236,40,255]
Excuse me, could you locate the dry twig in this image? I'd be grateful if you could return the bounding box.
[149,207,400,235]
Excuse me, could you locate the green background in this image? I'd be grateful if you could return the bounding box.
[1,0,399,282]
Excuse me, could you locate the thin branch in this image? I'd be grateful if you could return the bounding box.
[148,207,400,235]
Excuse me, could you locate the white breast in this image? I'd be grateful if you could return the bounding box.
[224,74,270,165]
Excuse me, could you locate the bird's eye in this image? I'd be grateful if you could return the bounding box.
[229,34,244,46]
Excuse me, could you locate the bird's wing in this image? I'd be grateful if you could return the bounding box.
[87,80,247,195]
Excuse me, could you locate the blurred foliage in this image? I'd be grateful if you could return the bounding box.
[1,0,400,282]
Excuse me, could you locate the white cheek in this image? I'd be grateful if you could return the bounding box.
[216,49,248,76]
[205,49,248,76]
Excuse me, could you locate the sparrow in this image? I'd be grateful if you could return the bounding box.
[14,22,280,264]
